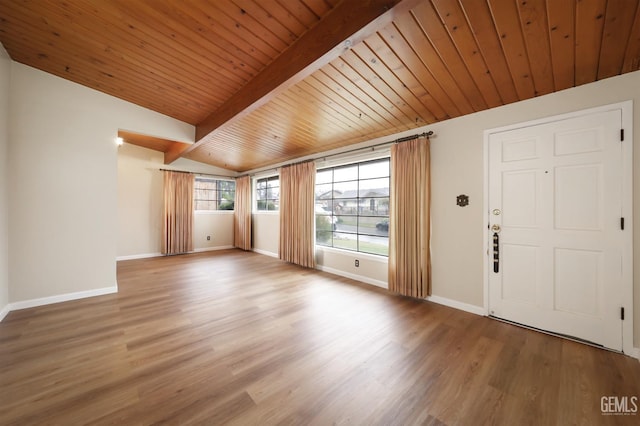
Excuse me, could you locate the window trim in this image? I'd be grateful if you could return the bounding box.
[194,176,236,212]
[254,174,280,212]
[194,210,234,216]
[315,157,390,257]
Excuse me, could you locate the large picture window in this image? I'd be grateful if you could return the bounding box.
[256,176,280,211]
[315,158,390,256]
[194,178,235,211]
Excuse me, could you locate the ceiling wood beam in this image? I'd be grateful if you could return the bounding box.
[164,142,192,165]
[118,130,191,164]
[192,0,420,145]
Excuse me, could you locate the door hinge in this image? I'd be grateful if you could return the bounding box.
[621,307,625,320]
[621,217,625,230]
[620,128,624,141]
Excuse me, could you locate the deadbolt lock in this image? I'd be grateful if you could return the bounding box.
[492,209,501,215]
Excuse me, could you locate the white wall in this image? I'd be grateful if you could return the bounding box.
[252,213,279,256]
[117,143,235,258]
[251,69,640,346]
[428,71,640,347]
[316,247,387,288]
[427,71,640,346]
[8,62,194,303]
[117,144,164,257]
[0,44,10,317]
[193,211,234,251]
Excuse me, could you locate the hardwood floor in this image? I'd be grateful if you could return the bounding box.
[1,249,639,425]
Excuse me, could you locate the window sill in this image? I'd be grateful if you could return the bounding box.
[315,245,388,263]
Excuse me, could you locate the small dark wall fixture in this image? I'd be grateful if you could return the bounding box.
[456,194,469,207]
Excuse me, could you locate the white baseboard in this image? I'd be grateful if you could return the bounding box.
[193,245,234,253]
[426,295,485,316]
[116,252,161,261]
[316,264,388,289]
[627,347,640,360]
[117,246,235,261]
[7,285,118,313]
[253,248,279,258]
[0,303,9,322]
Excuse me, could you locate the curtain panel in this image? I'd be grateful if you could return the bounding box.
[279,162,316,268]
[388,137,431,298]
[234,175,252,251]
[162,171,194,255]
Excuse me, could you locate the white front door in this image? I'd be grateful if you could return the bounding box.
[487,108,629,351]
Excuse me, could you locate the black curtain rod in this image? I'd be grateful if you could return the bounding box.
[159,168,234,180]
[319,130,434,161]
[252,130,434,177]
[393,130,434,144]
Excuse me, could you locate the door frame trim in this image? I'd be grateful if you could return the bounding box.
[482,100,634,356]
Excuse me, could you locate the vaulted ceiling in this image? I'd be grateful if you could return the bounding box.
[1,0,639,172]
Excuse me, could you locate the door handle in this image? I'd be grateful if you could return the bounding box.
[493,232,500,273]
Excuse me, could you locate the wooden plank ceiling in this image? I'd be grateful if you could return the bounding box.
[1,0,640,172]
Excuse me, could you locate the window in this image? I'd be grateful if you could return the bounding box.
[256,176,280,211]
[194,178,235,211]
[315,158,390,256]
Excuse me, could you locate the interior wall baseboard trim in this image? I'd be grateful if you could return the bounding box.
[426,295,485,316]
[5,285,119,315]
[116,252,162,261]
[0,304,9,322]
[117,246,235,261]
[316,265,388,289]
[193,245,234,253]
[252,248,279,258]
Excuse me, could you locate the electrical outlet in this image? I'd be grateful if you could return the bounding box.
[207,235,211,241]
[355,259,359,267]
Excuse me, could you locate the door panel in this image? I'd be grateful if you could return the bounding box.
[502,170,537,227]
[554,126,602,156]
[554,248,601,316]
[502,137,539,161]
[554,165,602,230]
[488,109,624,351]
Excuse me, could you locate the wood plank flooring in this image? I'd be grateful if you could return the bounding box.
[1,249,639,425]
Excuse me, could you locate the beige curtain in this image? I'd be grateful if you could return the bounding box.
[162,171,194,255]
[388,137,431,298]
[234,175,252,251]
[279,162,316,268]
